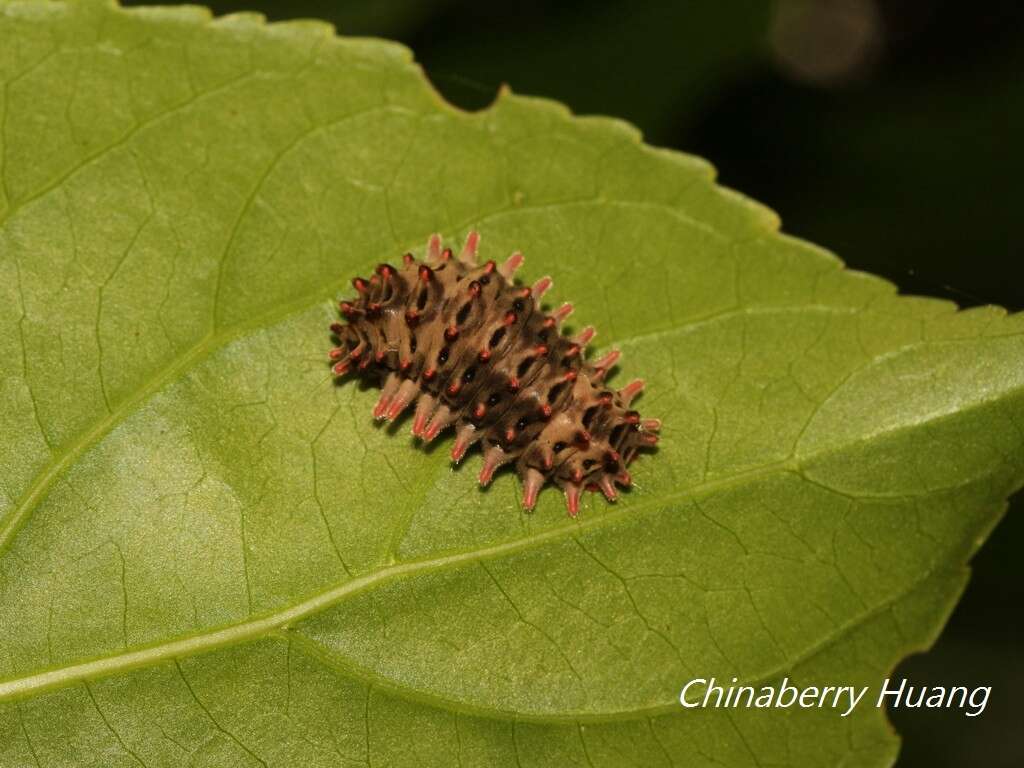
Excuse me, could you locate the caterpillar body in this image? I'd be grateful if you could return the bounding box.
[330,233,660,515]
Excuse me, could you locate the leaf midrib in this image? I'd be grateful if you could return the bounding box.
[1,361,1017,709]
[3,257,1021,698]
[276,560,963,725]
[0,486,963,724]
[2,18,1015,712]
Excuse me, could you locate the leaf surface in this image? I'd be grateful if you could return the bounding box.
[1,2,1022,766]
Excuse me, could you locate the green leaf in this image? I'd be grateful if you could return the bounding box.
[1,2,1022,766]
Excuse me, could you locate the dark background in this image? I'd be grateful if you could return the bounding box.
[124,1,1024,764]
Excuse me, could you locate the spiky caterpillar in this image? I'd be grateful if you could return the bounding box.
[329,232,660,515]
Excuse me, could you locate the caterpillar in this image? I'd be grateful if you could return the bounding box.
[329,233,660,516]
